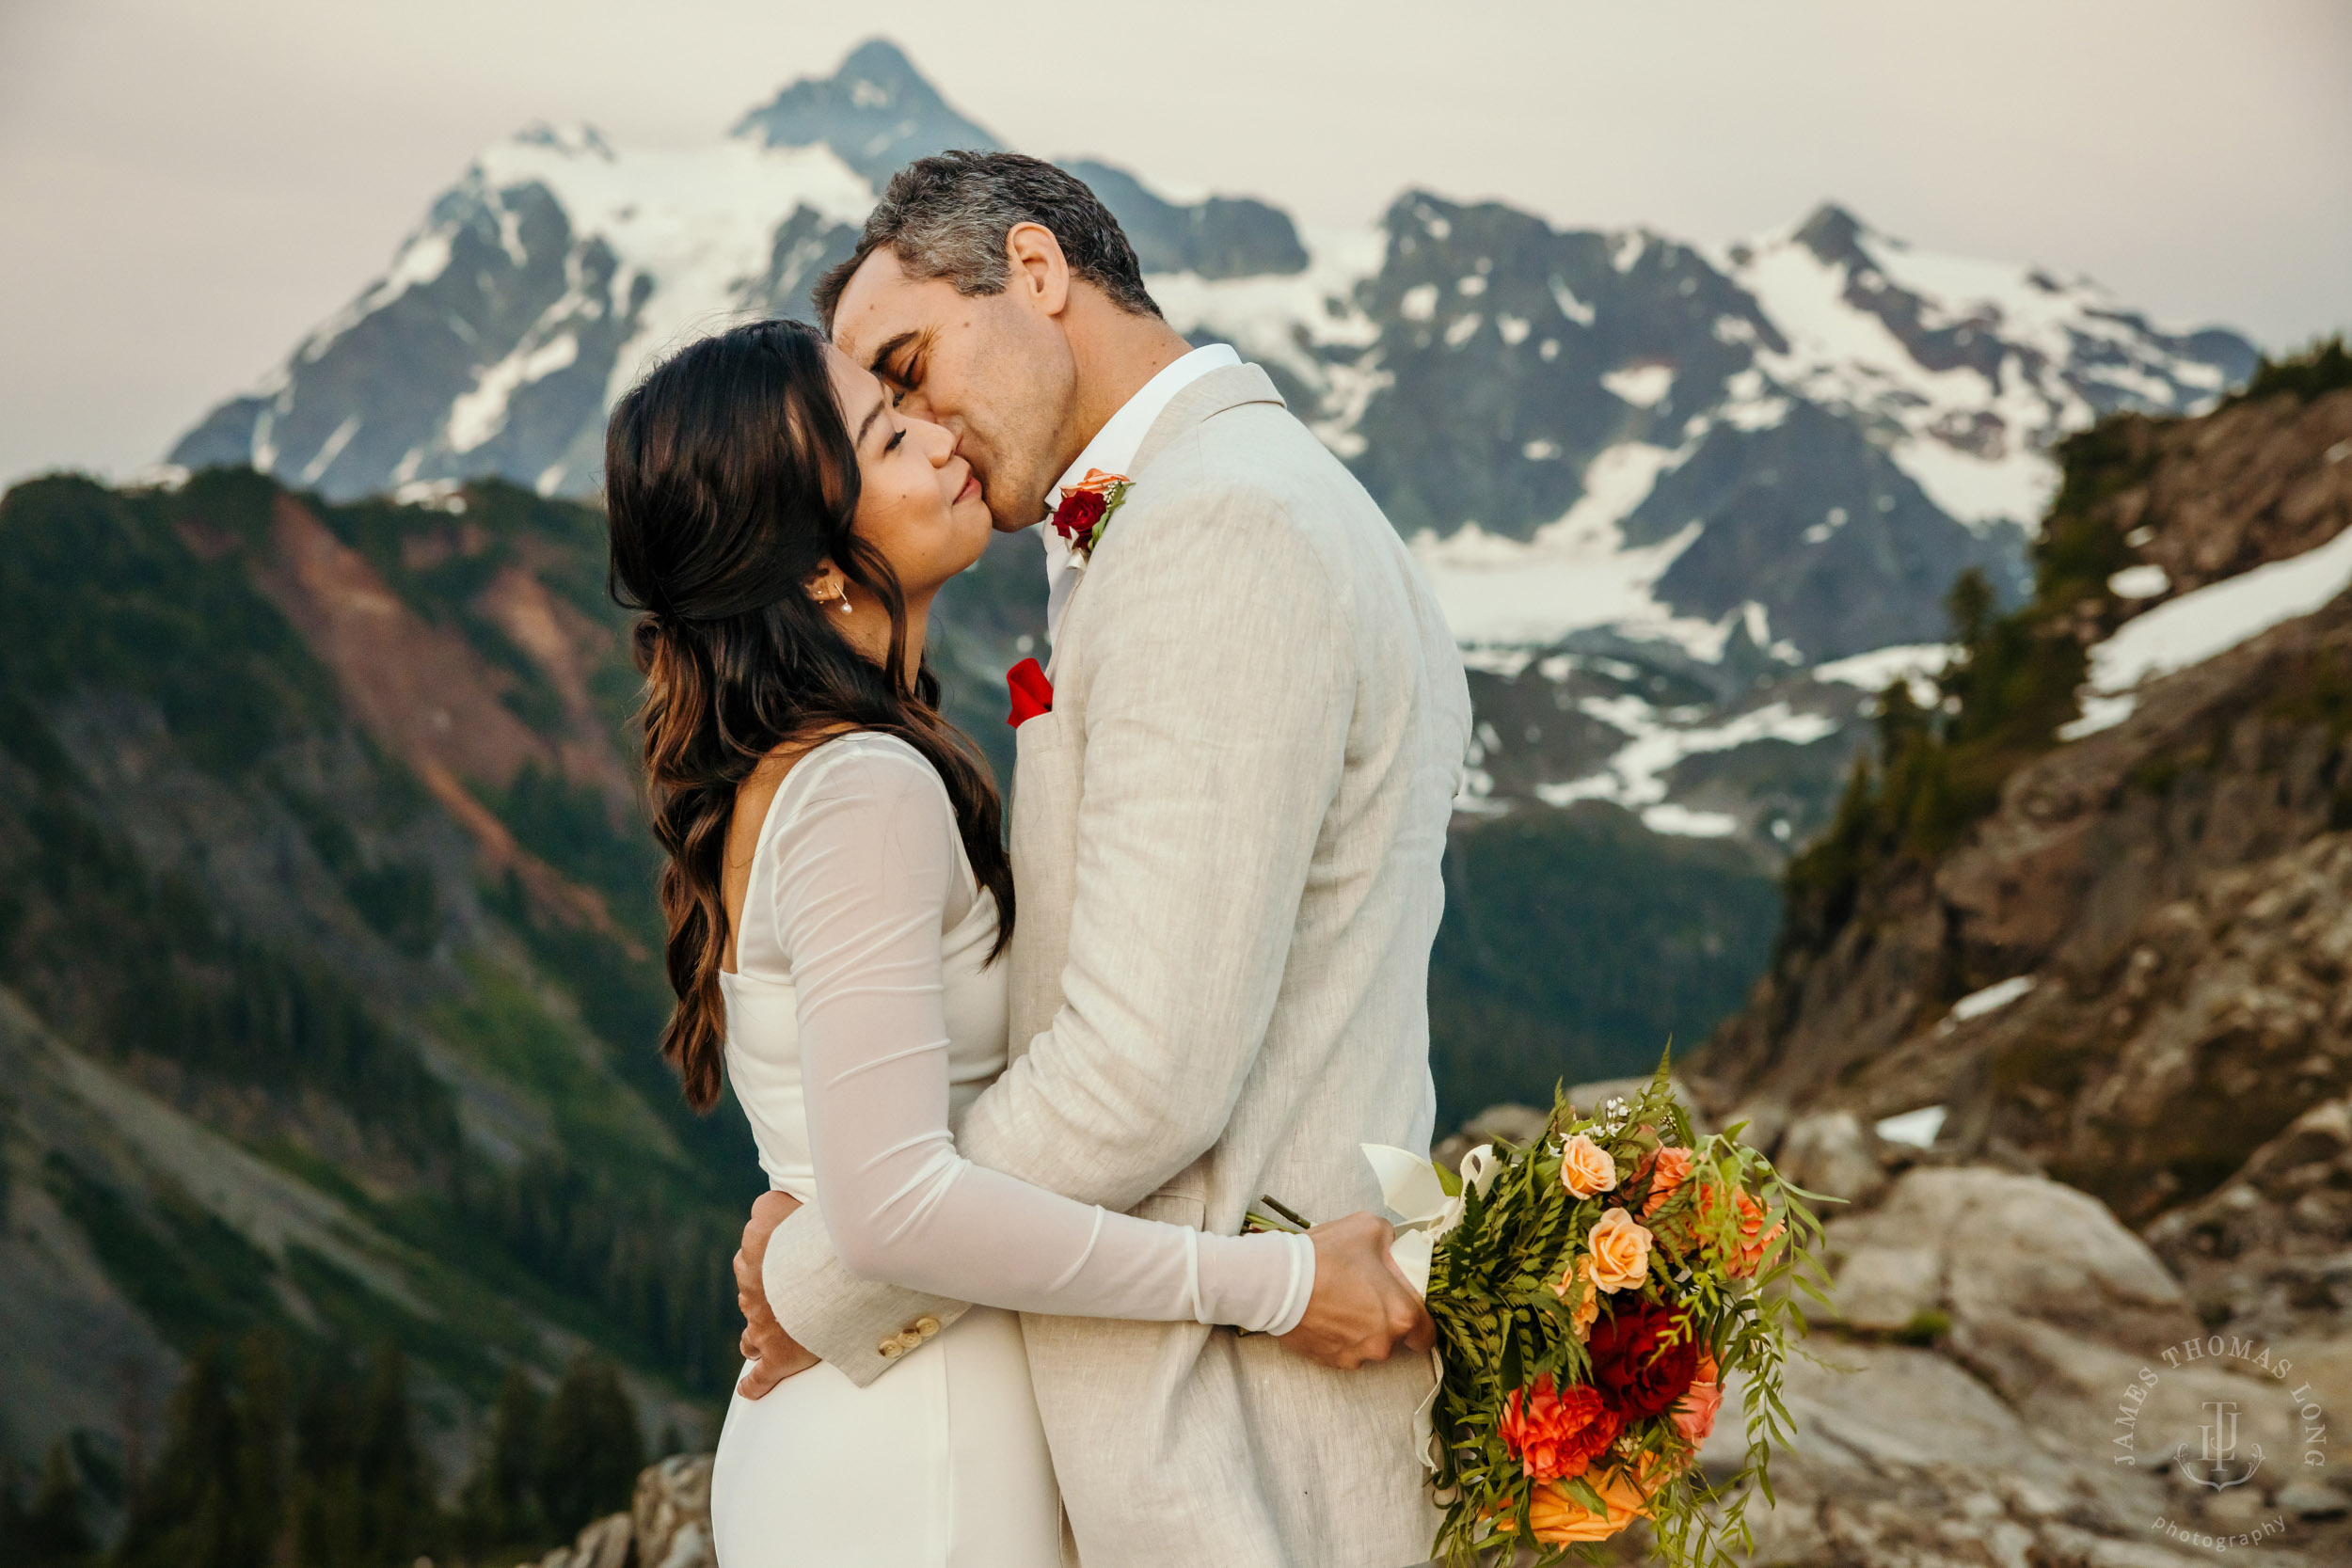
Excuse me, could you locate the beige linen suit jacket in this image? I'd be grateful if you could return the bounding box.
[762,363,1471,1568]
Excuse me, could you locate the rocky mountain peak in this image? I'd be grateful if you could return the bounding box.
[513,120,616,161]
[729,37,1000,185]
[1788,199,1872,267]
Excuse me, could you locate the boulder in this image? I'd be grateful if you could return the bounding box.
[1726,1163,2339,1565]
[633,1451,716,1568]
[527,1512,634,1568]
[1826,1164,2192,1341]
[518,1454,715,1568]
[1776,1108,1887,1206]
[2149,1096,2352,1339]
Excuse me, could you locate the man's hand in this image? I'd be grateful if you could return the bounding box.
[734,1191,820,1398]
[1275,1211,1437,1370]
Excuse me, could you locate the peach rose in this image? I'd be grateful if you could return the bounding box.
[1526,1464,1653,1544]
[1584,1206,1653,1293]
[1558,1132,1619,1198]
[1551,1255,1601,1340]
[1671,1351,1723,1445]
[1638,1146,1695,1218]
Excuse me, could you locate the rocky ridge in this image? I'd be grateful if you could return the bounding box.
[1635,356,2352,1563]
[1698,379,2352,1214]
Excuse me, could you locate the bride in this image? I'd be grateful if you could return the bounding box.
[603,319,1383,1564]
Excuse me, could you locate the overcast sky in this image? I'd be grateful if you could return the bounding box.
[3,0,2346,489]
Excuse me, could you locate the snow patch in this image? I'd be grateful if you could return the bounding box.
[2062,524,2352,737]
[1603,363,1674,409]
[1534,698,1837,816]
[1549,276,1597,326]
[1641,803,1740,837]
[1874,1105,1947,1148]
[1949,974,2035,1022]
[393,478,468,514]
[297,415,360,486]
[1412,441,1734,655]
[1812,643,1952,701]
[446,332,580,454]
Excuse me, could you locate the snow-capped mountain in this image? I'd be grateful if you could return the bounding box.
[170,39,2256,855]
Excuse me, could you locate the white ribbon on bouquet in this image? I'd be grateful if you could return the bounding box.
[1359,1141,1501,1469]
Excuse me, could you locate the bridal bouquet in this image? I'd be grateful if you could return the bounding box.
[1266,1060,1831,1565]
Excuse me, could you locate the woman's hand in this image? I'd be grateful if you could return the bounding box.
[734,1190,821,1396]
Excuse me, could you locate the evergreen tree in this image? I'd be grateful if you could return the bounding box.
[290,1361,363,1568]
[536,1354,641,1538]
[352,1341,425,1563]
[290,1339,436,1568]
[0,1442,96,1567]
[231,1334,289,1561]
[0,1458,23,1568]
[113,1338,280,1568]
[456,1366,544,1555]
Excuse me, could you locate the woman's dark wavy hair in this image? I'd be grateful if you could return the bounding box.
[605,317,1013,1112]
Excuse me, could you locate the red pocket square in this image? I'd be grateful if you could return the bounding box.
[1006,657,1053,727]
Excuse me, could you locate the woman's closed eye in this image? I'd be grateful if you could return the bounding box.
[883,426,907,454]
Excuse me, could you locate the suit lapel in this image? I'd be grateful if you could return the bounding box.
[1044,364,1287,674]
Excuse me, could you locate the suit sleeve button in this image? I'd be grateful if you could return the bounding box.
[878,1338,905,1358]
[914,1315,942,1338]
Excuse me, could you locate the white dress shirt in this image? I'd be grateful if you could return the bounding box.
[1041,342,1242,645]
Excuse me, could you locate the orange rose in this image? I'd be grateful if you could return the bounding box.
[1638,1146,1695,1218]
[1551,1255,1601,1340]
[1585,1207,1653,1293]
[1671,1351,1723,1445]
[1526,1464,1653,1544]
[1558,1132,1619,1198]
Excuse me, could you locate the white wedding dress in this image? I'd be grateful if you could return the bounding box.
[707,734,1314,1568]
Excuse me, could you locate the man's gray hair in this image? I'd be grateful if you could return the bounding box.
[814,151,1161,329]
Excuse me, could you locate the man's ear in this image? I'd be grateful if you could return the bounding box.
[1004,222,1072,318]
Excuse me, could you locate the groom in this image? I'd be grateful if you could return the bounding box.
[735,152,1470,1567]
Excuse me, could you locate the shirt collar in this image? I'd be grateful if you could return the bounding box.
[1040,342,1241,644]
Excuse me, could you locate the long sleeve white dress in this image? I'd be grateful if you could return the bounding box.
[707,734,1314,1568]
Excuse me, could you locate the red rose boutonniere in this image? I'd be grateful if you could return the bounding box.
[1049,468,1132,568]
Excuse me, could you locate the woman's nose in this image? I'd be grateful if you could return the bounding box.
[920,417,958,465]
